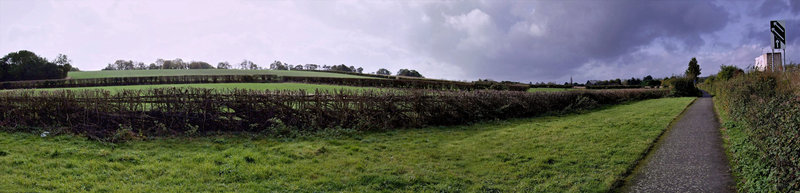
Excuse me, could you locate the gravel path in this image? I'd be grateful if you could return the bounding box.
[623,91,735,193]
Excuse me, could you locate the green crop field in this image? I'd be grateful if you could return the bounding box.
[68,69,377,79]
[21,83,378,93]
[527,87,576,92]
[0,97,694,192]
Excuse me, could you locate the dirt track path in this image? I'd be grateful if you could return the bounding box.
[623,91,735,192]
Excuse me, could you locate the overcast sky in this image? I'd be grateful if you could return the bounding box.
[1,0,798,83]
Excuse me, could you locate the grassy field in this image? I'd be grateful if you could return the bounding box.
[527,87,575,92]
[21,83,378,93]
[0,97,693,192]
[68,69,377,79]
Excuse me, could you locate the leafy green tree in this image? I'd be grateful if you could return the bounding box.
[717,65,743,81]
[217,62,231,69]
[52,54,73,77]
[356,67,363,73]
[685,57,701,81]
[397,69,424,77]
[376,68,391,75]
[188,61,214,69]
[0,50,66,81]
[269,61,287,70]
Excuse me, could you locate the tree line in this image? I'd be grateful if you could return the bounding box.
[102,58,424,77]
[0,50,79,81]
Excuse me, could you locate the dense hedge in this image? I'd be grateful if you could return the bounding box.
[701,72,799,192]
[282,76,528,91]
[0,88,668,141]
[530,84,573,88]
[666,77,700,97]
[585,85,643,89]
[0,74,529,91]
[0,75,280,89]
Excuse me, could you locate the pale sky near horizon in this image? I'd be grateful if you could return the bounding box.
[1,0,798,83]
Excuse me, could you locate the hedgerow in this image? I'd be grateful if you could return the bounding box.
[0,75,529,91]
[0,88,667,141]
[701,71,799,192]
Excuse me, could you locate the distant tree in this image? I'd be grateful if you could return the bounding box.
[348,66,356,72]
[685,57,701,82]
[624,77,641,85]
[217,62,231,69]
[135,62,146,70]
[239,60,249,69]
[717,65,743,81]
[322,65,331,71]
[188,61,214,69]
[376,68,391,75]
[304,64,318,70]
[269,61,288,70]
[239,60,258,70]
[0,50,66,81]
[291,65,304,70]
[356,67,363,73]
[148,63,160,70]
[52,54,72,77]
[160,58,186,69]
[329,64,353,72]
[397,69,423,77]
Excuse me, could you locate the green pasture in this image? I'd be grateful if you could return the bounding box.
[68,69,377,79]
[0,97,694,192]
[21,83,378,94]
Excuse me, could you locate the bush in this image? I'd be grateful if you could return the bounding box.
[702,72,800,192]
[667,77,700,97]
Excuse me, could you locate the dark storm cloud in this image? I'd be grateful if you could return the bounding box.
[405,0,731,82]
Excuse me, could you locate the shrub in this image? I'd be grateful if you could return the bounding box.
[667,77,700,97]
[702,72,799,192]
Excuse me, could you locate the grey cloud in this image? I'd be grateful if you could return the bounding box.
[403,0,730,82]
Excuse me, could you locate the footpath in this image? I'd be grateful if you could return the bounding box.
[623,91,735,192]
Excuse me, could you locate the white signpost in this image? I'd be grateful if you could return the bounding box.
[771,20,786,71]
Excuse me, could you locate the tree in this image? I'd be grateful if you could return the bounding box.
[291,65,304,70]
[0,50,66,81]
[188,61,214,69]
[304,64,318,70]
[685,57,701,81]
[52,54,72,77]
[239,60,249,69]
[329,64,353,72]
[717,65,743,81]
[148,63,160,70]
[269,61,288,70]
[217,62,231,69]
[322,65,331,71]
[356,67,363,73]
[376,68,391,75]
[397,69,423,77]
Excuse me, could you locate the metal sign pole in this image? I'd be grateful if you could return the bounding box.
[771,48,775,72]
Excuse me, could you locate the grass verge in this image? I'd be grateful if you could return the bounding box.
[711,97,775,192]
[0,97,694,192]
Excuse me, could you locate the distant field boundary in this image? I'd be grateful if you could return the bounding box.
[0,75,529,91]
[0,88,669,141]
